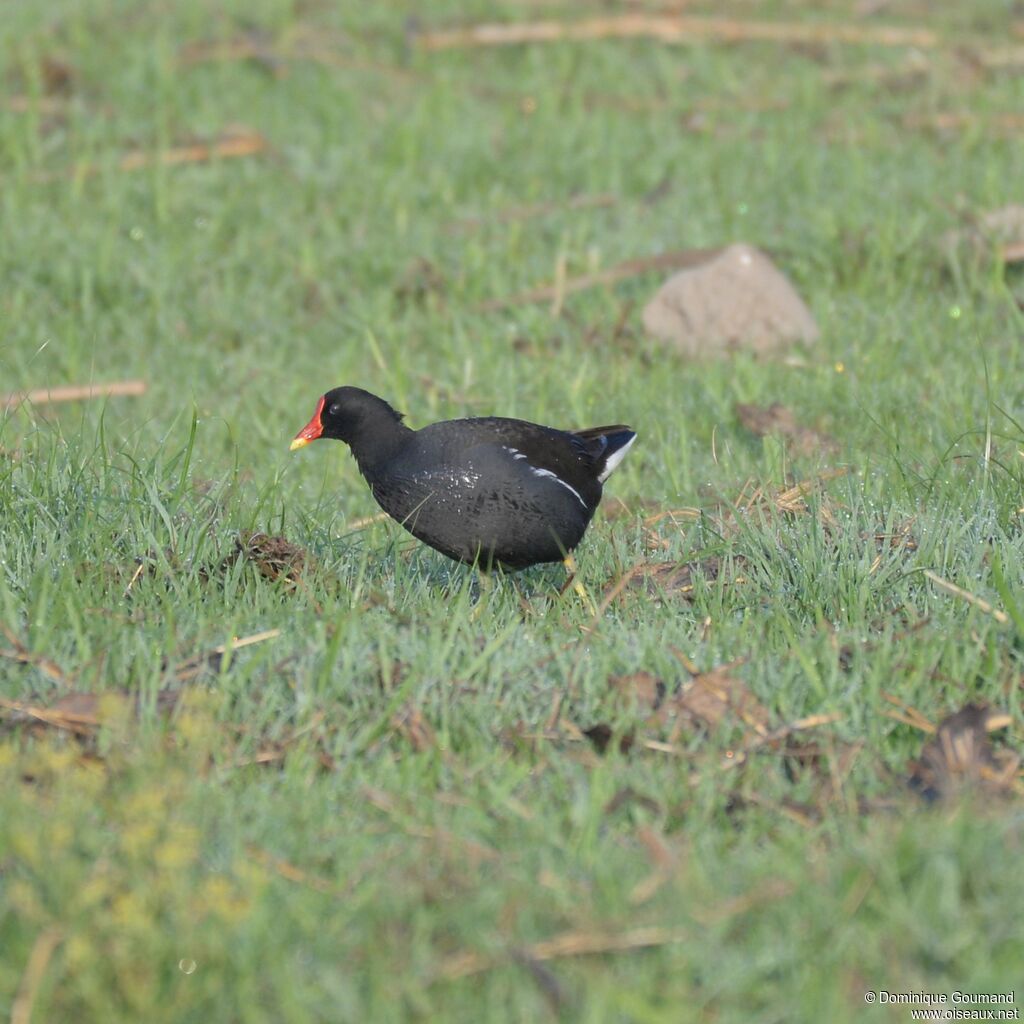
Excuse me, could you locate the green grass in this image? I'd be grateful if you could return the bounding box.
[3,1,1024,1020]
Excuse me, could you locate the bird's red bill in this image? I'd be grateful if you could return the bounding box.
[290,395,325,451]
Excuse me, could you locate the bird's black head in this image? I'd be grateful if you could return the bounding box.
[290,386,404,450]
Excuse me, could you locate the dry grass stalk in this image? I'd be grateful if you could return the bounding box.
[11,927,64,1024]
[4,96,68,114]
[478,249,718,312]
[346,512,391,530]
[881,691,936,733]
[0,689,181,737]
[722,712,845,769]
[117,132,267,170]
[904,111,1024,135]
[0,625,71,685]
[246,845,337,893]
[821,57,931,88]
[174,628,282,683]
[2,380,147,409]
[437,924,690,981]
[449,192,617,232]
[413,15,939,52]
[179,36,421,83]
[688,878,795,926]
[712,468,849,539]
[922,570,1009,625]
[30,131,267,184]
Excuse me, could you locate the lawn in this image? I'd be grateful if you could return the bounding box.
[2,1,1024,1020]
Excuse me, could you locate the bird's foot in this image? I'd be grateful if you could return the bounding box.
[561,553,598,617]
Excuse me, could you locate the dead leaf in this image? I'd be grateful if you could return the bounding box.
[610,671,666,710]
[908,703,1020,801]
[664,663,770,738]
[735,402,838,458]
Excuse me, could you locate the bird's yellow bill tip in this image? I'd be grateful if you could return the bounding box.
[289,437,311,452]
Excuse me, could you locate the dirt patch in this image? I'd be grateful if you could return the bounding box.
[735,402,839,458]
[642,243,819,357]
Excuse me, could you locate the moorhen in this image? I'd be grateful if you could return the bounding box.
[290,386,636,573]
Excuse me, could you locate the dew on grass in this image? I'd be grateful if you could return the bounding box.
[949,306,962,319]
[129,226,144,241]
[178,958,197,974]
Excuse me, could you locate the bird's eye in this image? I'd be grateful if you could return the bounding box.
[328,404,342,418]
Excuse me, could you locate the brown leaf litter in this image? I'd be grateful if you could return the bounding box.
[584,661,772,756]
[0,689,181,738]
[724,468,849,528]
[604,555,747,608]
[907,703,1021,802]
[598,470,852,611]
[228,532,310,588]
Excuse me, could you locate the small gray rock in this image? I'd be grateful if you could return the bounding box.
[642,243,819,357]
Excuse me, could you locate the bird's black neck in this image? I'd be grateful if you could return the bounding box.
[347,416,415,479]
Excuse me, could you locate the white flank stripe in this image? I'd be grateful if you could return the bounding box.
[530,466,587,508]
[597,434,636,483]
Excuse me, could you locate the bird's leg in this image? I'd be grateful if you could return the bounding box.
[561,553,597,616]
[469,567,493,621]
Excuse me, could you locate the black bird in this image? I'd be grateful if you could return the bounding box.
[290,386,636,573]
